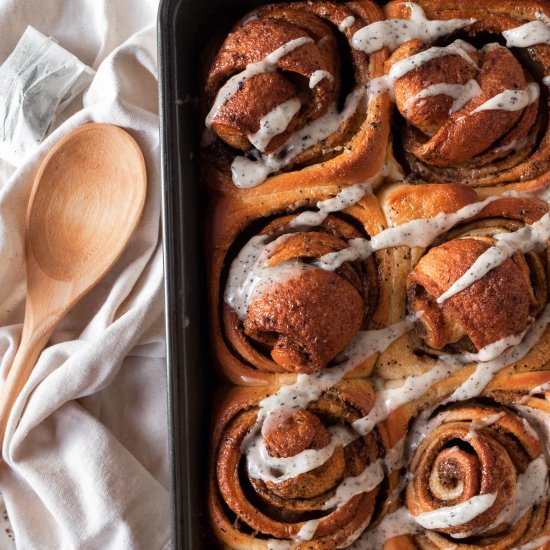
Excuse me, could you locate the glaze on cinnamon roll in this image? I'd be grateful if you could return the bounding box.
[376,183,550,378]
[209,380,394,548]
[378,369,550,550]
[209,184,391,385]
[380,0,550,194]
[201,0,390,196]
[199,2,550,548]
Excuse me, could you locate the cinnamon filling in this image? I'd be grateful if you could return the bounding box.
[260,409,346,499]
[407,237,532,351]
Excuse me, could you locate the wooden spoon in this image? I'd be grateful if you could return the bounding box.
[0,123,147,449]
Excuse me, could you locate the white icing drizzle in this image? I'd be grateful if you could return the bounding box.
[323,459,384,509]
[403,79,482,115]
[367,76,395,102]
[406,410,449,462]
[248,98,302,152]
[309,70,333,89]
[355,308,548,437]
[367,40,477,103]
[296,519,321,541]
[240,12,259,27]
[348,458,547,546]
[340,518,382,549]
[386,436,406,471]
[412,493,497,529]
[286,438,406,544]
[240,319,415,469]
[224,233,317,320]
[316,192,501,271]
[353,353,466,436]
[437,210,550,303]
[473,457,549,540]
[253,317,416,426]
[239,321,415,533]
[338,15,356,32]
[469,412,506,430]
[459,411,509,443]
[350,507,421,548]
[225,167,390,318]
[266,540,294,550]
[322,438,405,511]
[228,38,483,188]
[516,456,549,518]
[503,11,550,48]
[515,405,550,458]
[206,36,313,128]
[231,87,365,188]
[471,82,540,114]
[474,333,529,362]
[337,316,418,375]
[246,424,354,483]
[393,40,478,79]
[289,162,390,229]
[529,381,550,397]
[523,416,542,442]
[446,305,550,403]
[352,3,475,54]
[543,75,550,87]
[515,536,550,550]
[288,182,372,229]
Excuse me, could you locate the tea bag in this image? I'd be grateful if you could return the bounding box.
[0,26,95,166]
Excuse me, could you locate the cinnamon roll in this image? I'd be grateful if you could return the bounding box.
[376,182,550,379]
[378,368,550,550]
[201,0,390,197]
[198,1,550,548]
[379,0,550,194]
[209,380,394,548]
[209,185,391,385]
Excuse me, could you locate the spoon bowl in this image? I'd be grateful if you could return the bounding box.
[0,123,147,451]
[28,123,145,281]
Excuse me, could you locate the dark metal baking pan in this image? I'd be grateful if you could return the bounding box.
[158,1,386,548]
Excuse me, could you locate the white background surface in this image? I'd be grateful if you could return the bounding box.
[0,1,170,548]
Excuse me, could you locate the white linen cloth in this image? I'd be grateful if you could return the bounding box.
[0,0,170,548]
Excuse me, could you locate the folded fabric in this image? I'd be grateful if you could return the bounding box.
[0,0,169,548]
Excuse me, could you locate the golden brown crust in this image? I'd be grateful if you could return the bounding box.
[384,0,550,195]
[390,39,479,138]
[202,3,550,549]
[407,238,532,350]
[206,14,337,153]
[383,368,550,549]
[202,0,390,198]
[376,183,549,378]
[209,186,391,385]
[244,268,364,373]
[209,381,393,548]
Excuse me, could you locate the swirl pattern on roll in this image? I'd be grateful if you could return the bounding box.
[209,381,392,548]
[384,0,550,193]
[380,369,550,550]
[209,187,390,385]
[376,183,549,379]
[201,0,389,195]
[200,2,550,548]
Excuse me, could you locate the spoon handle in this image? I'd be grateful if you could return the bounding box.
[0,316,58,455]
